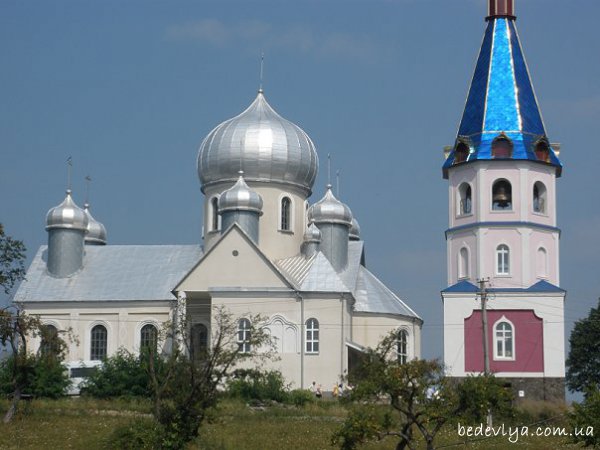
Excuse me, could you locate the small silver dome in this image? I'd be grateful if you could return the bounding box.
[303,222,321,243]
[308,185,353,226]
[218,172,263,214]
[84,204,107,245]
[349,218,361,240]
[46,190,88,231]
[198,90,319,194]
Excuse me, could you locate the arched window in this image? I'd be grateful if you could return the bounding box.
[40,324,59,357]
[237,319,251,353]
[396,330,408,364]
[453,142,469,164]
[305,318,319,354]
[496,244,510,275]
[534,140,550,162]
[492,179,512,210]
[140,324,158,353]
[458,183,472,215]
[494,320,514,359]
[210,197,219,231]
[492,135,513,158]
[280,197,292,231]
[533,182,547,214]
[90,325,107,361]
[459,247,469,279]
[537,247,548,278]
[191,323,208,359]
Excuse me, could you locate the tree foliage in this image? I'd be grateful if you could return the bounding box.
[0,307,73,422]
[567,298,600,393]
[570,387,600,448]
[333,331,514,450]
[136,302,275,449]
[80,348,156,398]
[0,223,26,295]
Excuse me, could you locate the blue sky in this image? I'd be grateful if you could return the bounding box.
[2,0,599,364]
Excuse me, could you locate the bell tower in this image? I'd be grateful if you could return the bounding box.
[441,0,566,402]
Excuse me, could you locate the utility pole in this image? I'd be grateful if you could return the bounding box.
[478,277,493,428]
[477,277,491,375]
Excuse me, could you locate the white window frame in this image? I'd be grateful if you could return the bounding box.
[396,329,409,364]
[493,317,515,361]
[536,247,548,279]
[491,179,513,212]
[305,318,319,354]
[278,193,294,233]
[496,244,510,276]
[90,323,109,361]
[237,318,251,354]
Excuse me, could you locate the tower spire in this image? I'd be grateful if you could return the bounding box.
[487,0,516,21]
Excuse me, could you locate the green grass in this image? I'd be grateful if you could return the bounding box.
[0,398,585,450]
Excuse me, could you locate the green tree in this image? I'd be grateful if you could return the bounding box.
[566,298,600,393]
[570,387,600,448]
[0,224,26,295]
[140,304,275,449]
[0,224,73,421]
[333,332,514,450]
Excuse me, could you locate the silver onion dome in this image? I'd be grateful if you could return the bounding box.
[308,185,353,226]
[84,203,107,245]
[218,171,263,214]
[197,90,319,194]
[349,218,361,240]
[303,222,321,243]
[46,190,88,231]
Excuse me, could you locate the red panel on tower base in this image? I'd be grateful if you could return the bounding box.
[464,309,543,373]
[488,0,516,19]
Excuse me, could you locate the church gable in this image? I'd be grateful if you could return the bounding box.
[176,225,291,292]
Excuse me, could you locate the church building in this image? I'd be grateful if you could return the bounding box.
[14,87,422,390]
[441,0,566,401]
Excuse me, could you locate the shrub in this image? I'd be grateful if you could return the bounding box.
[80,348,155,398]
[227,369,289,403]
[0,355,70,398]
[288,389,314,407]
[106,417,163,450]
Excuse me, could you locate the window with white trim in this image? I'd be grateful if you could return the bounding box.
[496,244,510,275]
[280,197,292,231]
[396,329,408,364]
[140,324,158,353]
[458,183,472,215]
[237,319,251,353]
[210,197,219,231]
[91,325,107,361]
[305,318,319,354]
[533,182,547,214]
[494,321,514,359]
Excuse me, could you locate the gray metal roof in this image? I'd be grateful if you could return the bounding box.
[275,240,420,319]
[353,266,421,319]
[197,90,319,194]
[14,245,202,302]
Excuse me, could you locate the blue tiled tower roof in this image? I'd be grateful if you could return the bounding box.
[443,12,562,178]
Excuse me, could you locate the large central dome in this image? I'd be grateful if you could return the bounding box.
[197,90,319,194]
